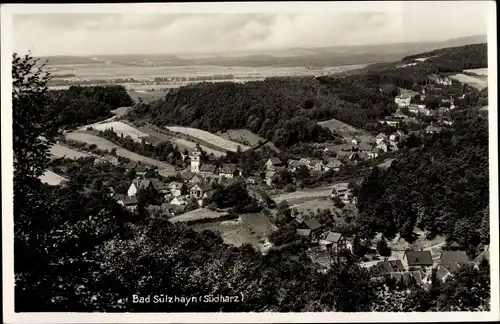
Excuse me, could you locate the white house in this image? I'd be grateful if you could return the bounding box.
[169,182,185,197]
[395,96,411,108]
[170,196,188,206]
[376,133,388,145]
[331,182,352,203]
[266,157,285,171]
[127,178,166,197]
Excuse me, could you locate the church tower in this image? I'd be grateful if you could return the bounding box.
[190,143,202,173]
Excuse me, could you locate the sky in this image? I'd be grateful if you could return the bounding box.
[11,2,490,56]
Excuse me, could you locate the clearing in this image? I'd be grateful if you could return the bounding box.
[166,126,251,152]
[132,123,226,157]
[110,106,131,116]
[317,118,373,142]
[217,129,266,147]
[190,212,277,252]
[79,121,149,143]
[65,132,176,171]
[128,90,167,103]
[39,170,67,186]
[450,73,488,91]
[169,208,231,224]
[50,143,91,159]
[463,68,488,76]
[272,185,335,204]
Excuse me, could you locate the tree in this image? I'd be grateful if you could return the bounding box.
[13,53,59,185]
[377,236,392,258]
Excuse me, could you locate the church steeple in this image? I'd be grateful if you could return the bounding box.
[190,142,202,173]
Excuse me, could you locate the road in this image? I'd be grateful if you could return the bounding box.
[271,185,334,204]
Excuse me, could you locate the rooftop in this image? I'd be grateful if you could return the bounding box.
[405,250,433,266]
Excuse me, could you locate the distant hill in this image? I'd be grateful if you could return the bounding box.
[38,35,487,67]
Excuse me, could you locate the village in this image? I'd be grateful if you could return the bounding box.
[42,65,489,297]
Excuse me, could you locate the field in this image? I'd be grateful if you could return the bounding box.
[463,68,488,76]
[317,118,373,142]
[50,143,91,159]
[133,123,226,157]
[272,185,335,204]
[128,90,167,103]
[110,107,131,116]
[39,170,67,186]
[217,129,266,147]
[166,126,251,152]
[190,213,277,252]
[79,121,149,142]
[450,73,488,91]
[65,132,176,172]
[169,208,230,224]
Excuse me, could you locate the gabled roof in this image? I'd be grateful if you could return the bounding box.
[405,250,433,266]
[358,143,373,151]
[135,166,148,173]
[309,159,324,166]
[113,193,126,201]
[375,260,405,274]
[169,181,184,190]
[191,182,212,192]
[125,161,137,169]
[439,251,470,265]
[332,182,349,193]
[325,232,343,243]
[180,170,195,180]
[268,157,283,165]
[326,160,342,168]
[121,196,138,205]
[376,133,388,139]
[200,164,217,173]
[305,218,322,231]
[219,164,238,174]
[265,170,277,178]
[436,265,451,281]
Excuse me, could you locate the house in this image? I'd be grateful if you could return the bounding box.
[117,196,138,211]
[305,218,322,235]
[113,193,126,202]
[199,164,218,179]
[377,140,389,153]
[323,232,347,252]
[170,196,188,206]
[446,241,462,251]
[219,164,240,179]
[351,138,361,145]
[428,74,452,86]
[245,176,260,185]
[376,133,388,145]
[296,228,312,239]
[395,95,411,108]
[373,260,406,275]
[265,170,278,187]
[189,174,204,185]
[358,142,373,152]
[408,104,419,114]
[389,134,399,143]
[438,251,470,266]
[331,182,352,203]
[403,250,433,269]
[425,125,442,134]
[127,178,167,197]
[288,159,305,172]
[169,182,185,197]
[324,159,342,172]
[340,144,355,152]
[379,117,401,127]
[473,246,489,266]
[94,155,119,166]
[180,170,195,182]
[308,159,324,172]
[190,183,213,199]
[265,157,285,170]
[134,165,148,176]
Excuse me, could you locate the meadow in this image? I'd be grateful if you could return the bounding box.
[450,73,488,90]
[166,126,250,152]
[50,143,91,159]
[65,131,176,172]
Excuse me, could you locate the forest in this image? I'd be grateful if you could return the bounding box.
[46,85,133,129]
[356,108,489,256]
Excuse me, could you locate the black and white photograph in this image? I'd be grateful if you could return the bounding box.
[1,1,498,322]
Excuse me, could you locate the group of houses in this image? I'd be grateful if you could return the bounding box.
[371,241,489,290]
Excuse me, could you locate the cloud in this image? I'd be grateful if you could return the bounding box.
[12,3,489,56]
